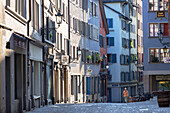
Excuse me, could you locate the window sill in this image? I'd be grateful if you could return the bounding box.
[149,62,164,64]
[148,36,169,38]
[5,6,27,25]
[148,10,168,13]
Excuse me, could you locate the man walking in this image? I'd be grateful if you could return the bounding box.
[123,88,129,103]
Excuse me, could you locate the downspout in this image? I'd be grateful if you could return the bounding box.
[42,0,46,106]
[129,5,132,89]
[68,0,70,103]
[27,0,31,109]
[136,1,139,95]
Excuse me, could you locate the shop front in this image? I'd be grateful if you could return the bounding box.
[150,75,170,92]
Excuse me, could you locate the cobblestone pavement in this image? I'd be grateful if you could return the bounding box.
[27,97,170,113]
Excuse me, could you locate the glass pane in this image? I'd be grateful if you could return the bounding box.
[155,24,158,36]
[150,24,153,36]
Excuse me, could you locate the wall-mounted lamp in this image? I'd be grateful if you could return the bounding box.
[56,9,63,25]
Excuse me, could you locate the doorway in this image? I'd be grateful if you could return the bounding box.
[6,57,11,113]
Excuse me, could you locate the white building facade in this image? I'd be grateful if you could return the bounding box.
[104,0,138,103]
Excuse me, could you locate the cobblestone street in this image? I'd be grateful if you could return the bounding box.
[27,97,170,113]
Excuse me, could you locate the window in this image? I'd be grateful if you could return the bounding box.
[107,37,114,46]
[107,54,117,63]
[78,75,81,93]
[99,35,105,48]
[149,23,168,37]
[149,0,168,11]
[121,20,126,30]
[15,0,26,18]
[120,55,125,65]
[60,33,62,50]
[149,48,159,62]
[63,3,65,20]
[73,46,75,59]
[122,38,129,48]
[81,49,85,62]
[160,23,169,36]
[90,25,93,38]
[107,18,113,28]
[149,23,158,37]
[121,72,125,82]
[125,55,129,64]
[160,48,170,62]
[31,0,39,32]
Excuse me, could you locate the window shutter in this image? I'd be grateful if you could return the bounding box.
[90,2,93,14]
[103,36,105,48]
[70,45,72,58]
[111,54,117,63]
[88,24,90,38]
[79,0,82,8]
[66,6,68,23]
[110,37,114,46]
[133,39,136,48]
[121,20,123,29]
[52,21,56,43]
[67,40,70,55]
[75,19,77,33]
[77,20,79,33]
[93,3,95,16]
[73,17,75,30]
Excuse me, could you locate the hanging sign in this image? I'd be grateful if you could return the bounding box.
[156,11,166,18]
[164,57,170,63]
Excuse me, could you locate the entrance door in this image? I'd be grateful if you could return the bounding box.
[107,88,111,102]
[92,77,94,102]
[14,53,22,112]
[64,68,67,103]
[82,77,84,102]
[75,76,78,101]
[23,55,26,110]
[6,57,11,113]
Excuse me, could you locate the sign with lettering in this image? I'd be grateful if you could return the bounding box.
[156,11,166,18]
[164,57,170,63]
[13,33,26,49]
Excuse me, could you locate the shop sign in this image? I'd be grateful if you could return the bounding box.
[164,57,170,63]
[156,76,170,80]
[156,11,166,18]
[86,69,93,73]
[13,34,26,49]
[62,55,68,63]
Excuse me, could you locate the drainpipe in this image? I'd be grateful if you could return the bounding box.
[136,1,139,95]
[27,0,31,110]
[129,5,132,90]
[42,0,46,106]
[67,0,70,102]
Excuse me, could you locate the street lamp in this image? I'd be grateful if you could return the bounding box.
[163,46,167,53]
[56,9,63,25]
[106,65,109,69]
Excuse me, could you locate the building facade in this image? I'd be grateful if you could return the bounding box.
[136,0,144,95]
[104,0,138,103]
[143,0,170,93]
[0,0,29,112]
[99,0,109,102]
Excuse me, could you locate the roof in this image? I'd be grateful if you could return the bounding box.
[104,4,132,21]
[99,0,109,34]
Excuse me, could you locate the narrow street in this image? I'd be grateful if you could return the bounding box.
[27,97,170,113]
